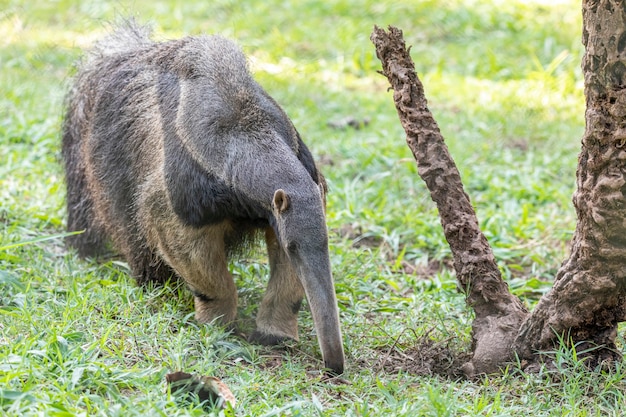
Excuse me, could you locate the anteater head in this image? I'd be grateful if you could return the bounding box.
[271,186,345,375]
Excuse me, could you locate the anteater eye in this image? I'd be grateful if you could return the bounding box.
[287,241,299,254]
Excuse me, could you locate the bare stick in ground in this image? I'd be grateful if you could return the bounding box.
[371,27,528,376]
[370,25,528,377]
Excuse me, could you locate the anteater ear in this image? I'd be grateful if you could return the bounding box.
[272,189,290,214]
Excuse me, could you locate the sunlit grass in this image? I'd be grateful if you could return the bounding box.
[3,0,619,415]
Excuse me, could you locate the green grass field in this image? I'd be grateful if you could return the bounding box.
[2,0,625,415]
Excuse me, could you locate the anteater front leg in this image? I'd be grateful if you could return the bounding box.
[150,219,238,326]
[250,227,305,345]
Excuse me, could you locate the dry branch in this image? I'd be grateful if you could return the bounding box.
[370,25,528,376]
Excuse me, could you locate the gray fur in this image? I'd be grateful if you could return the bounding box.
[62,21,344,374]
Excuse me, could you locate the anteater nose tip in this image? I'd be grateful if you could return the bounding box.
[324,362,345,377]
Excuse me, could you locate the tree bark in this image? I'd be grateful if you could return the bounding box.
[370,26,528,376]
[513,0,626,365]
[372,0,626,375]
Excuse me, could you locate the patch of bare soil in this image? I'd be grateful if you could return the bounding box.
[397,258,453,279]
[335,223,384,249]
[327,116,371,130]
[357,331,471,380]
[258,354,284,371]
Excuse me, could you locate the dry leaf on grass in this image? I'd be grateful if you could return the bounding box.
[166,371,236,409]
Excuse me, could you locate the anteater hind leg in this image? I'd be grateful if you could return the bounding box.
[250,227,305,345]
[151,220,238,326]
[125,244,176,286]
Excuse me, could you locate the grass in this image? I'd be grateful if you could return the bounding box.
[2,0,624,415]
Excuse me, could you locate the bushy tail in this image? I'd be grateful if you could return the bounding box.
[61,22,149,257]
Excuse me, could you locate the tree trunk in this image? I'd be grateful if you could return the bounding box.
[371,0,626,376]
[513,0,626,365]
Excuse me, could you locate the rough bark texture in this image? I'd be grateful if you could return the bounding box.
[513,0,626,364]
[370,26,529,376]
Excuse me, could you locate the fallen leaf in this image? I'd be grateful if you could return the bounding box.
[166,371,236,409]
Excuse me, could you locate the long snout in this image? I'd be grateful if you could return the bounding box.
[297,260,345,375]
